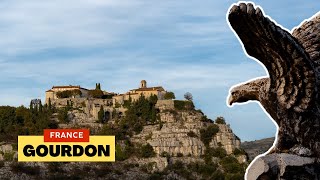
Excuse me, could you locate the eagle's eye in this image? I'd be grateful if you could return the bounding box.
[231,92,236,96]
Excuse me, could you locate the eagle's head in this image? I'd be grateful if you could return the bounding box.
[228,78,269,106]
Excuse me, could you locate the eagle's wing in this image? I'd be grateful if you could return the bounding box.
[228,3,316,112]
[293,13,320,80]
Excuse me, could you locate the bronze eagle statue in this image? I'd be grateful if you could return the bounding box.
[227,2,320,157]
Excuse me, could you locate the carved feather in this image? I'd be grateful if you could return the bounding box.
[228,3,316,112]
[293,14,320,98]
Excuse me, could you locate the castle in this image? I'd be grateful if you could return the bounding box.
[45,85,89,104]
[45,80,167,108]
[112,80,166,105]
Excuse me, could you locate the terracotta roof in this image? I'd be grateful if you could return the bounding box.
[46,90,54,92]
[126,93,139,95]
[52,85,80,89]
[132,86,165,91]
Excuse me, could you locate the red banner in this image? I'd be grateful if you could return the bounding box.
[44,129,90,142]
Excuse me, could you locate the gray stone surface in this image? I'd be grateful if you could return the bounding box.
[247,153,319,180]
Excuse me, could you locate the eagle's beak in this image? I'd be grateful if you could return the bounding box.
[228,96,234,106]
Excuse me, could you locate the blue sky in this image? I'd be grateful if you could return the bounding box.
[0,0,319,141]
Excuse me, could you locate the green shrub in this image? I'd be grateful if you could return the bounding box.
[203,147,227,164]
[201,115,211,122]
[56,89,81,98]
[187,131,197,138]
[98,106,105,123]
[174,100,195,110]
[47,162,64,174]
[115,144,128,161]
[160,151,170,158]
[164,92,175,99]
[233,148,246,156]
[0,161,4,169]
[140,162,156,173]
[200,124,219,146]
[57,108,69,123]
[225,173,244,180]
[210,147,227,158]
[88,89,104,98]
[12,143,18,151]
[148,172,164,180]
[211,170,225,180]
[220,156,242,174]
[3,152,15,161]
[177,152,183,157]
[215,117,226,124]
[10,162,40,175]
[166,161,194,179]
[123,100,131,108]
[139,143,155,158]
[223,163,242,174]
[187,161,217,177]
[133,122,143,134]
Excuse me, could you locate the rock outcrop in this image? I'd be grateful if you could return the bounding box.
[247,153,320,180]
[130,100,244,170]
[241,137,275,160]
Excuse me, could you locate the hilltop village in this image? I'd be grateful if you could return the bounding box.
[0,80,248,179]
[43,80,167,124]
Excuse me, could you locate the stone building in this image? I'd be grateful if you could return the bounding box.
[45,85,89,104]
[112,80,167,106]
[30,99,42,109]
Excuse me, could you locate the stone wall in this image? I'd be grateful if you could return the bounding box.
[51,98,125,123]
[155,100,174,110]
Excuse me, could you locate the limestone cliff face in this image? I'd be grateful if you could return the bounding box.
[131,100,241,158]
[51,98,243,159]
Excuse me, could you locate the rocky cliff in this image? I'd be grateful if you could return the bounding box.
[241,137,275,160]
[0,99,248,179]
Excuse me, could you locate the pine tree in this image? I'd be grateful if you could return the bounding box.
[98,106,105,123]
[39,103,43,112]
[95,83,101,90]
[48,98,52,110]
[30,101,33,111]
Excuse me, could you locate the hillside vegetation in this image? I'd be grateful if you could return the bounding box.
[0,95,249,179]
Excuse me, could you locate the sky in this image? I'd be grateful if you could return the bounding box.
[0,0,319,141]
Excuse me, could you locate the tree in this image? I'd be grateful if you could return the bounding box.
[184,92,193,101]
[200,124,219,146]
[39,103,43,112]
[88,89,104,98]
[139,143,155,158]
[29,101,33,112]
[164,92,175,100]
[215,117,226,124]
[58,109,68,123]
[98,106,104,123]
[48,98,52,110]
[56,90,81,98]
[96,83,101,90]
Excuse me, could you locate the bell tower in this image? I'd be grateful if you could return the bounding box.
[140,80,147,88]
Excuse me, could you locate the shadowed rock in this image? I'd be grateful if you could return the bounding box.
[247,154,319,180]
